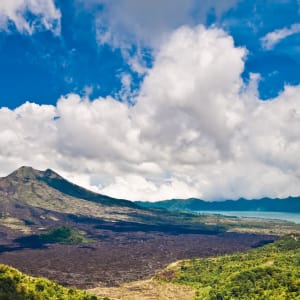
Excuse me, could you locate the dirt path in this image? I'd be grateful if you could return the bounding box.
[89,279,195,300]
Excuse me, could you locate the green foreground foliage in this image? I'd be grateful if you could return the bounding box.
[160,234,300,300]
[0,264,104,300]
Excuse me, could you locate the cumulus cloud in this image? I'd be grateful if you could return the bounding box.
[0,102,57,172]
[261,23,300,50]
[2,25,300,201]
[0,0,61,34]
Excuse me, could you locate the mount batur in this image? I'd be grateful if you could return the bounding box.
[0,167,299,299]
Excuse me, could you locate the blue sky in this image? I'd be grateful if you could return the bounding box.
[1,0,300,201]
[1,0,300,108]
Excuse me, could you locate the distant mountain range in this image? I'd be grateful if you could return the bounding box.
[136,197,300,213]
[2,166,299,223]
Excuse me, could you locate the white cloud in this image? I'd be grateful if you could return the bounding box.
[135,26,246,161]
[0,102,57,170]
[0,0,61,34]
[261,23,300,50]
[2,25,300,201]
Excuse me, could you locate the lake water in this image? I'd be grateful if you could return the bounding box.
[197,211,300,224]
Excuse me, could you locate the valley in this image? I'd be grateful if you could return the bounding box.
[0,225,273,288]
[0,167,299,299]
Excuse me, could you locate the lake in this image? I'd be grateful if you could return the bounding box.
[197,211,300,224]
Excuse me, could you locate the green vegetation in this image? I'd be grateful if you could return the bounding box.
[39,226,93,244]
[158,234,300,299]
[0,264,103,300]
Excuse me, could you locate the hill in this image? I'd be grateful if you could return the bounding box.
[0,263,102,300]
[156,234,300,300]
[136,197,300,213]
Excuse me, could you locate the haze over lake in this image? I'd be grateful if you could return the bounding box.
[198,211,300,224]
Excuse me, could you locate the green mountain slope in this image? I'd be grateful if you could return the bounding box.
[137,197,300,213]
[0,264,103,300]
[158,234,300,300]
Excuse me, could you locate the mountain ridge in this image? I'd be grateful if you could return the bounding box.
[136,196,300,213]
[3,166,300,213]
[1,166,137,208]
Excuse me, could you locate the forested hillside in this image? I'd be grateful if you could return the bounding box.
[158,234,300,300]
[0,264,104,300]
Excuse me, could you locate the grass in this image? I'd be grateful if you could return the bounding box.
[39,226,94,244]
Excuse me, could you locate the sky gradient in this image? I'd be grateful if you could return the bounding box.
[0,0,300,201]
